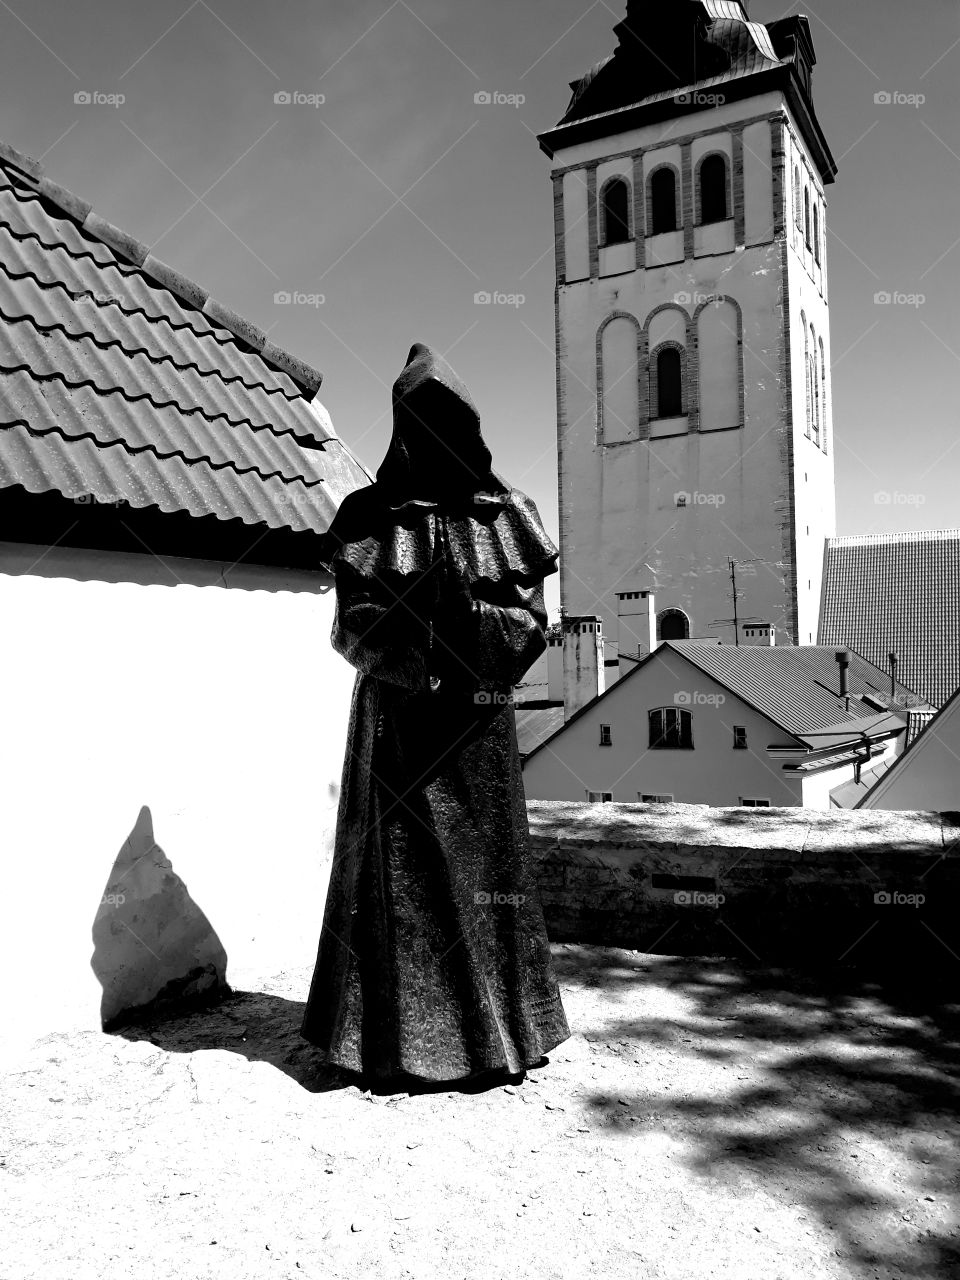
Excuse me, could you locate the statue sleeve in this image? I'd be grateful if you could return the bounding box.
[331,560,430,691]
[432,580,549,692]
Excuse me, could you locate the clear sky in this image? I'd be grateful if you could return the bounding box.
[2,1,957,617]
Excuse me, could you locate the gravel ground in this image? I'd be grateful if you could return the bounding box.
[3,944,959,1280]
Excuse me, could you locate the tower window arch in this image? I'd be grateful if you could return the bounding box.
[804,186,811,249]
[698,153,729,224]
[813,203,820,263]
[819,337,828,454]
[810,324,820,447]
[657,609,690,642]
[600,176,631,246]
[649,166,678,234]
[651,343,685,418]
[794,165,802,226]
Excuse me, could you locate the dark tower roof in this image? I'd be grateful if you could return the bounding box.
[538,1,835,184]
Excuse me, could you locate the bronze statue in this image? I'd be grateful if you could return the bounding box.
[300,343,570,1088]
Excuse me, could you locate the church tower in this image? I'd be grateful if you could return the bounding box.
[537,1,837,674]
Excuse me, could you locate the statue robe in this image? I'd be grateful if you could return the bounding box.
[300,489,570,1082]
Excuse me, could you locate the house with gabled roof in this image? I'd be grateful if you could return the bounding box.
[0,138,371,1038]
[522,640,931,810]
[854,685,960,812]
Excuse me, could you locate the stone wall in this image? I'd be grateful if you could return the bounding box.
[527,800,960,967]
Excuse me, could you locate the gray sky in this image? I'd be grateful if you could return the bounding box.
[2,0,958,616]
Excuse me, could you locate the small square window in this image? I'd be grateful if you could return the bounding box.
[740,798,770,807]
[599,724,612,747]
[733,726,747,749]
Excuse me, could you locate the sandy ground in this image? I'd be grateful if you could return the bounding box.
[3,944,959,1280]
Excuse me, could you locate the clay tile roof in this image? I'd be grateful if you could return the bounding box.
[818,531,960,710]
[0,138,371,538]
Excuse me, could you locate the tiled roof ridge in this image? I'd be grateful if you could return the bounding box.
[0,138,323,399]
[828,530,960,545]
[0,353,327,444]
[0,250,302,393]
[0,285,310,406]
[1,417,328,490]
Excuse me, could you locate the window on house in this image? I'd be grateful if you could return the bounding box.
[657,608,690,641]
[650,167,678,234]
[656,346,683,417]
[699,153,728,224]
[640,793,674,803]
[740,798,770,807]
[586,790,613,803]
[733,726,747,749]
[649,707,694,750]
[804,187,811,249]
[599,724,612,746]
[601,177,631,246]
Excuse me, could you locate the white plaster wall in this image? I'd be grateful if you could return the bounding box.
[563,168,590,282]
[523,646,805,806]
[743,120,774,246]
[860,697,960,811]
[0,543,352,1052]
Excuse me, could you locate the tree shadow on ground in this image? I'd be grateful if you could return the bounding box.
[554,944,960,1279]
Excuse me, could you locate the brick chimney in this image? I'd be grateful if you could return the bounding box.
[562,615,605,720]
[615,590,657,680]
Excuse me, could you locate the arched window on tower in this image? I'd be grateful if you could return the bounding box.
[804,186,811,249]
[794,165,802,226]
[813,203,820,263]
[600,177,631,245]
[819,337,828,453]
[801,314,811,438]
[650,167,678,234]
[698,153,728,224]
[657,608,690,642]
[653,345,684,418]
[811,324,820,447]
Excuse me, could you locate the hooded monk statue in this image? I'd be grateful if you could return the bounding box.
[300,343,571,1088]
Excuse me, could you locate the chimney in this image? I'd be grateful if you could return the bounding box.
[615,590,656,680]
[888,650,897,699]
[741,623,775,647]
[562,615,605,720]
[835,648,850,707]
[546,629,564,702]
